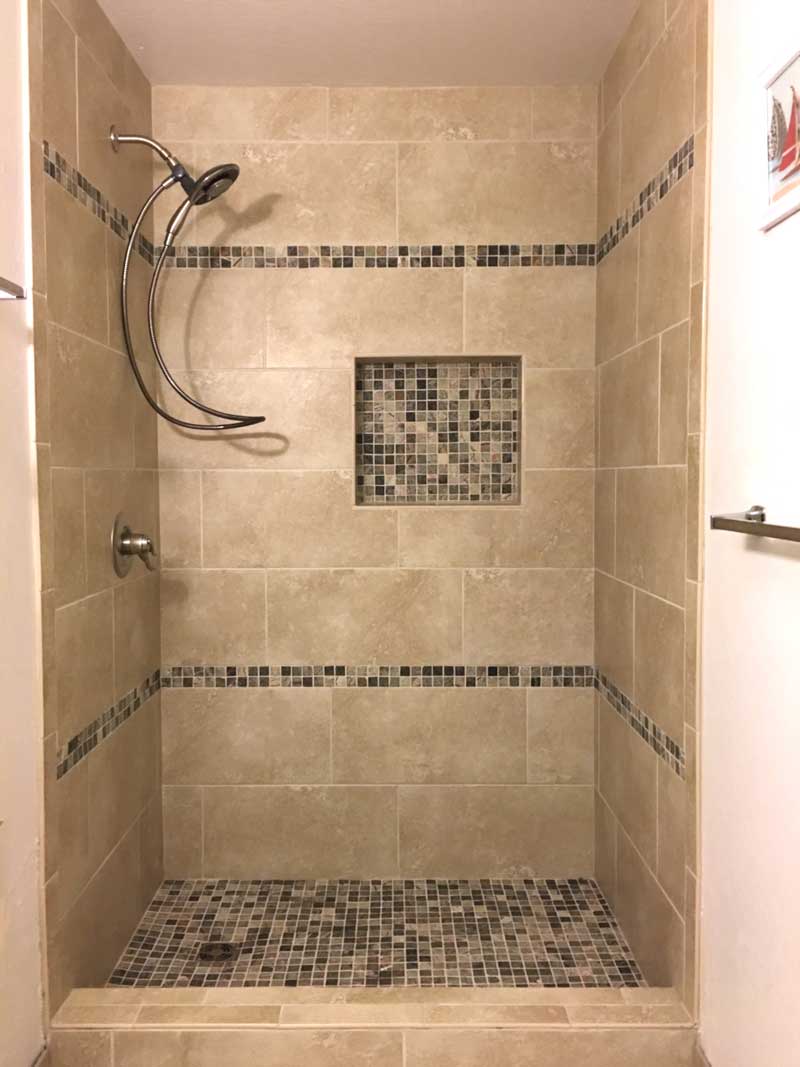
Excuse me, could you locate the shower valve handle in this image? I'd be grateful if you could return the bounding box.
[112,513,158,576]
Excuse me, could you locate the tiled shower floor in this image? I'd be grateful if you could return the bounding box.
[108,879,645,989]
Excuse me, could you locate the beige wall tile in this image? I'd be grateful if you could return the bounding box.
[657,762,686,913]
[595,468,616,575]
[634,589,685,740]
[684,867,698,1014]
[50,758,90,921]
[595,572,633,693]
[84,469,158,593]
[266,269,463,368]
[598,339,659,467]
[406,1029,694,1067]
[153,86,327,141]
[42,591,58,735]
[527,688,594,785]
[685,579,699,730]
[463,568,593,664]
[105,229,154,359]
[49,328,134,468]
[329,87,531,141]
[524,370,594,468]
[398,470,593,569]
[691,124,707,285]
[688,281,704,434]
[597,696,657,869]
[695,0,709,131]
[48,823,143,1012]
[45,183,108,343]
[687,433,701,582]
[33,294,50,441]
[203,470,397,568]
[158,471,202,569]
[162,786,202,878]
[37,444,54,592]
[268,569,462,663]
[55,590,114,740]
[51,467,87,608]
[162,688,331,785]
[28,0,43,145]
[43,0,76,159]
[114,1030,402,1067]
[638,178,692,339]
[685,725,698,874]
[602,0,666,126]
[203,786,398,878]
[464,268,595,369]
[398,785,594,877]
[615,827,685,988]
[30,138,47,295]
[140,789,164,908]
[157,369,352,470]
[620,0,694,203]
[133,361,159,470]
[332,688,526,784]
[616,466,686,605]
[191,143,397,245]
[161,569,266,664]
[531,85,597,141]
[398,142,595,243]
[76,43,151,223]
[87,705,157,870]
[595,233,638,363]
[597,109,622,237]
[154,270,268,369]
[595,789,618,904]
[660,321,689,464]
[113,572,160,697]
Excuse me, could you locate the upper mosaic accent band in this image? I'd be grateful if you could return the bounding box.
[42,136,694,270]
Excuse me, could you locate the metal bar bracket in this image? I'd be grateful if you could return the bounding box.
[710,505,800,544]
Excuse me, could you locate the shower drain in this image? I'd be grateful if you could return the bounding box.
[197,941,238,964]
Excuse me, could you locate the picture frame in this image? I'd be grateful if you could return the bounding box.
[762,47,800,231]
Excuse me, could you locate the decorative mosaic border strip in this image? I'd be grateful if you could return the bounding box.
[42,136,694,272]
[156,243,596,269]
[159,663,596,689]
[595,671,685,778]
[55,670,160,780]
[42,142,156,264]
[55,662,684,781]
[596,135,695,264]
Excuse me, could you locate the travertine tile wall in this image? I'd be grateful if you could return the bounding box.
[152,85,599,880]
[28,0,162,1013]
[593,0,707,1010]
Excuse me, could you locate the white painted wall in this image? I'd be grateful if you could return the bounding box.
[0,2,45,1065]
[701,1,800,1064]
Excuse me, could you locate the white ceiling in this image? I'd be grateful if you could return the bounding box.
[98,0,638,87]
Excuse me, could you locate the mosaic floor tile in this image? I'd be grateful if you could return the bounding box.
[108,879,646,989]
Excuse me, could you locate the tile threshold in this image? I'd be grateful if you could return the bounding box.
[53,987,692,1031]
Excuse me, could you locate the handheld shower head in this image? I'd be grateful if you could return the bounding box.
[190,163,240,205]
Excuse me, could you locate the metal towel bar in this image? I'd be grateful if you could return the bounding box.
[710,505,800,544]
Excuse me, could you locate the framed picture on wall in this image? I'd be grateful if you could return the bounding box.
[762,48,800,230]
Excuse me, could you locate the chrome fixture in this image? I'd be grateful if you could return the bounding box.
[0,275,25,300]
[110,126,264,431]
[112,512,158,576]
[710,504,800,544]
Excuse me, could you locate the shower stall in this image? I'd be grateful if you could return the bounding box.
[30,0,706,1061]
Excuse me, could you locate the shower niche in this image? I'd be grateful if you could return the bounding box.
[354,356,521,506]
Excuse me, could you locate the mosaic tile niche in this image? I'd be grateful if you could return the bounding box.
[355,357,521,505]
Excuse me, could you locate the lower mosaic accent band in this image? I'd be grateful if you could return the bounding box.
[55,670,160,780]
[56,662,686,782]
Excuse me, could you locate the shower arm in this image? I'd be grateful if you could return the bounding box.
[121,176,265,430]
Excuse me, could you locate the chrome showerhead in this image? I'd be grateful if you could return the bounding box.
[189,163,240,205]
